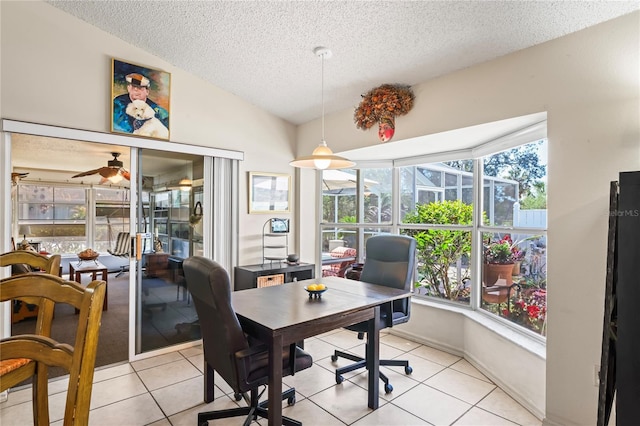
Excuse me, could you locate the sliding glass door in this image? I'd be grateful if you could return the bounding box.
[3,119,241,361]
[134,149,203,354]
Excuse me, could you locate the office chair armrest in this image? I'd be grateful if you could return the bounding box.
[289,343,296,376]
[235,343,269,361]
[234,343,269,381]
[382,301,394,328]
[234,343,300,378]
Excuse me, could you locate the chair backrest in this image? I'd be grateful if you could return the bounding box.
[360,235,416,317]
[182,256,250,392]
[1,251,62,335]
[0,273,106,426]
[109,232,130,256]
[1,250,61,275]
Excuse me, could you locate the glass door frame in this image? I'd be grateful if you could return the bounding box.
[130,149,206,359]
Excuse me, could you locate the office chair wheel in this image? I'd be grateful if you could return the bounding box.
[234,392,242,401]
[384,383,393,393]
[336,375,344,384]
[287,395,296,405]
[331,354,338,362]
[405,366,413,374]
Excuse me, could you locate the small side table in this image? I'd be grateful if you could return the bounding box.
[69,260,108,311]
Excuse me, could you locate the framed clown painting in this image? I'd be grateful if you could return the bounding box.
[111,58,171,140]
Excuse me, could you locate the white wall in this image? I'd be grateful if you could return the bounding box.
[296,11,640,425]
[396,301,546,419]
[0,1,298,266]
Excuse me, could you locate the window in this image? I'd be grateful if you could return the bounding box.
[480,141,547,335]
[94,188,130,253]
[319,139,548,336]
[400,161,474,305]
[17,184,87,254]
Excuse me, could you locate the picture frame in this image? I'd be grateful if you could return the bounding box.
[249,172,291,214]
[111,58,171,140]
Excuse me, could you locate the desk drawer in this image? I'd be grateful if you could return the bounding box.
[257,273,284,288]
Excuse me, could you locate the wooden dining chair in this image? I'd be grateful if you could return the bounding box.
[0,272,106,425]
[0,251,61,395]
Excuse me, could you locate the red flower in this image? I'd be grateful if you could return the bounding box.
[527,305,541,318]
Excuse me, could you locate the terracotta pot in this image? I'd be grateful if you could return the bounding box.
[482,263,515,304]
[483,263,514,287]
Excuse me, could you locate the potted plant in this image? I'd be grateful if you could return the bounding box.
[483,236,516,288]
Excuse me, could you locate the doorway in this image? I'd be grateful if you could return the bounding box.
[2,120,241,367]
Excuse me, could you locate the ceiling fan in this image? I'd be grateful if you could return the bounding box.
[72,152,130,184]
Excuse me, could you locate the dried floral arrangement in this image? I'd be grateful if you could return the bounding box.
[354,84,415,130]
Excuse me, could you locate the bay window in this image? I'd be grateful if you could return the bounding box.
[320,139,547,336]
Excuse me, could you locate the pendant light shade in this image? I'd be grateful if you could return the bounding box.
[289,140,355,170]
[290,47,355,170]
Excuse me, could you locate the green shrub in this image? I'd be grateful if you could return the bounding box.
[403,200,473,300]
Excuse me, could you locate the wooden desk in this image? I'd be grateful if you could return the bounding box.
[220,276,410,426]
[69,260,108,311]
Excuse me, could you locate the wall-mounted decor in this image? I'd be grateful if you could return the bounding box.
[111,58,171,140]
[353,84,415,143]
[249,172,290,214]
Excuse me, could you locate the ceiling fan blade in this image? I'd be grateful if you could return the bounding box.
[120,169,131,181]
[97,167,118,179]
[72,167,103,178]
[71,152,130,183]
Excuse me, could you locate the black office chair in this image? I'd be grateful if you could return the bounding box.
[331,234,416,393]
[183,256,313,426]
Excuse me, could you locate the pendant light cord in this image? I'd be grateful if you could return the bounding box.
[321,51,325,143]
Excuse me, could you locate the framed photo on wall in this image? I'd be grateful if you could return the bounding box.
[249,172,291,214]
[111,58,171,140]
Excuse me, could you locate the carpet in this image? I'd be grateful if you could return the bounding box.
[11,273,130,379]
[10,271,199,381]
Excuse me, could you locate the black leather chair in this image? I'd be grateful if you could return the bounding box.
[331,234,416,393]
[183,256,313,426]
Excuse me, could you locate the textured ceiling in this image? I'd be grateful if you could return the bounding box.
[46,1,640,125]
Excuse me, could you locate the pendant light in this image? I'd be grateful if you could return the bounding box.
[290,47,355,170]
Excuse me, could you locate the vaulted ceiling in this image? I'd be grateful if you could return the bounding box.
[47,1,639,125]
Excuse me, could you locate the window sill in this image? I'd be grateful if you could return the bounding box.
[411,297,546,360]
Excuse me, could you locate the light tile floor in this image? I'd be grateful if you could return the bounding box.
[1,330,541,425]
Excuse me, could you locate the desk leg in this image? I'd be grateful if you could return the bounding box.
[204,361,215,403]
[268,334,283,426]
[101,270,108,310]
[367,306,381,409]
